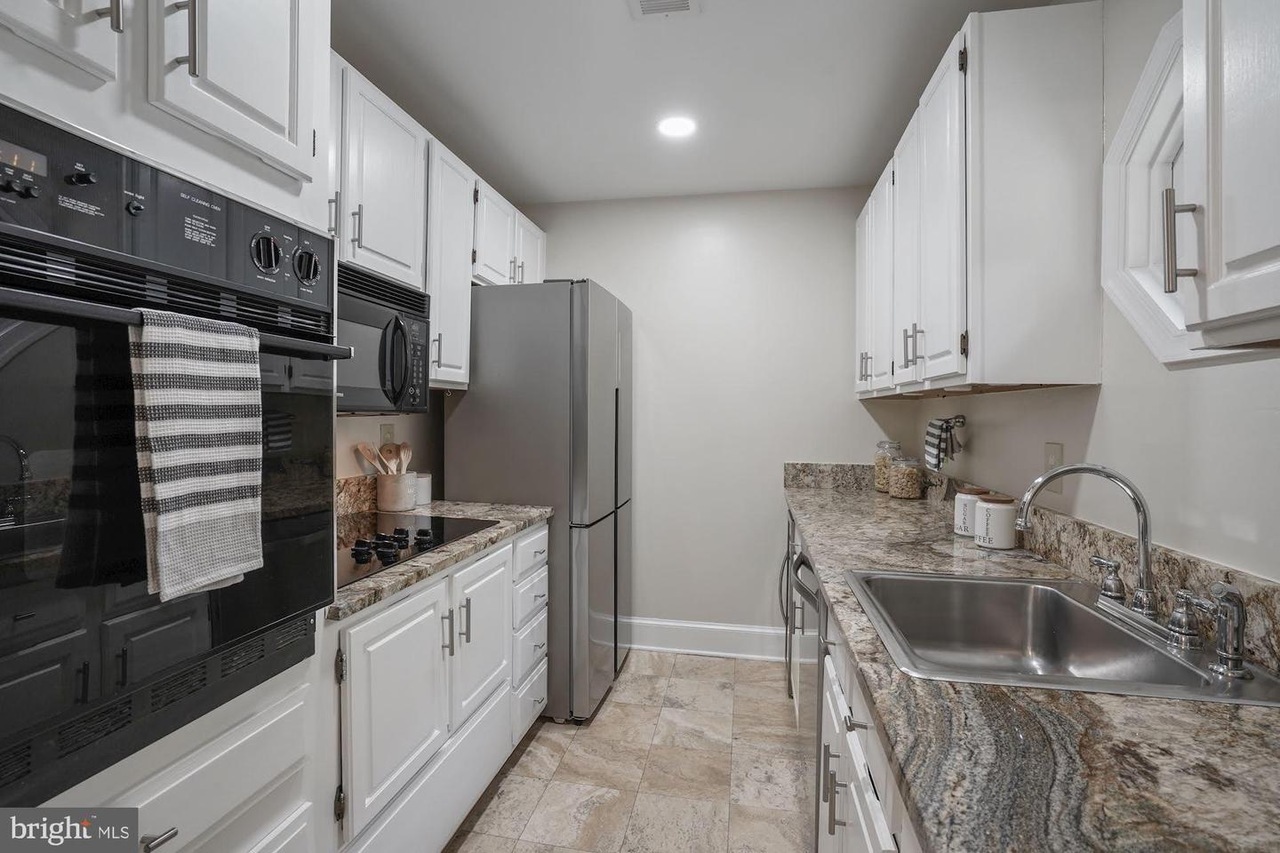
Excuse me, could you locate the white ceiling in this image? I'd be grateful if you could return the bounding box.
[332,0,1058,206]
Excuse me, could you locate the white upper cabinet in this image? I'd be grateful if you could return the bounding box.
[474,181,518,285]
[148,0,319,182]
[1178,0,1280,347]
[0,0,125,80]
[867,163,895,392]
[427,139,478,388]
[335,58,428,289]
[891,112,922,386]
[516,214,546,285]
[449,546,512,728]
[854,208,871,393]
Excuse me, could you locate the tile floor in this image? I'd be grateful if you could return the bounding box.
[446,652,816,853]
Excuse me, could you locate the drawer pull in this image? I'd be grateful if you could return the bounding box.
[461,596,473,643]
[13,611,35,623]
[442,608,455,656]
[533,548,547,557]
[845,713,868,732]
[533,593,547,600]
[533,641,546,650]
[533,696,545,704]
[827,771,847,835]
[141,827,179,851]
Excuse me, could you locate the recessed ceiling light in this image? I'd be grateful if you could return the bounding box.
[657,116,697,139]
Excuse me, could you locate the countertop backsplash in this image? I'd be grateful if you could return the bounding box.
[784,461,1280,674]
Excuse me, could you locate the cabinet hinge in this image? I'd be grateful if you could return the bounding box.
[334,648,346,684]
[333,784,346,822]
[960,331,969,357]
[958,48,968,74]
[474,187,480,204]
[312,129,317,157]
[471,248,477,264]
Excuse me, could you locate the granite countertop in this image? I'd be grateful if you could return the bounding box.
[327,500,553,622]
[786,486,1280,852]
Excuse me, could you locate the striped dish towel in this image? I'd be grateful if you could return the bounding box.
[925,418,962,471]
[129,309,264,601]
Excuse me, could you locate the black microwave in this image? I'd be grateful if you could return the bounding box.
[336,264,430,413]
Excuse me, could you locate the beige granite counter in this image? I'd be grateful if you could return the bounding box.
[327,500,553,622]
[785,481,1280,852]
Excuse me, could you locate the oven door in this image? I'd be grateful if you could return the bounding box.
[336,293,407,412]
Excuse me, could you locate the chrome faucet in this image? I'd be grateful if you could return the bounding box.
[1178,583,1251,679]
[0,434,31,524]
[1015,463,1158,620]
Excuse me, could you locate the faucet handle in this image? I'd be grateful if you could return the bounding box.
[1090,556,1126,603]
[1167,589,1213,649]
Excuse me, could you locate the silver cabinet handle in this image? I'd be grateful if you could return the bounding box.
[821,743,839,801]
[352,203,365,248]
[442,607,455,656]
[827,770,847,835]
[844,713,867,732]
[141,828,179,852]
[534,641,546,650]
[518,260,525,283]
[327,191,340,236]
[432,332,462,371]
[533,592,547,600]
[460,596,472,643]
[910,322,923,365]
[900,328,912,369]
[533,548,547,557]
[92,0,124,33]
[509,257,517,283]
[1162,187,1199,293]
[533,696,545,704]
[172,0,200,78]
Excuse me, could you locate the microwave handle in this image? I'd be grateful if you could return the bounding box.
[379,317,398,404]
[384,316,409,405]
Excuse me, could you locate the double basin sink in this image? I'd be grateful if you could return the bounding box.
[846,571,1280,707]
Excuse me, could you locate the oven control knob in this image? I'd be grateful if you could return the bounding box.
[292,248,322,284]
[250,233,283,274]
[0,179,16,193]
[126,200,145,216]
[17,183,39,199]
[66,170,98,186]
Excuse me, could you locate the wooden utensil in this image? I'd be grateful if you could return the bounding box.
[398,442,413,473]
[379,443,401,475]
[357,442,389,475]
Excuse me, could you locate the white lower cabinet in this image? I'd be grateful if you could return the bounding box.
[509,524,550,745]
[511,658,548,745]
[450,546,514,727]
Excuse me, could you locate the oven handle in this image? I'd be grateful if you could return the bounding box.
[0,285,353,361]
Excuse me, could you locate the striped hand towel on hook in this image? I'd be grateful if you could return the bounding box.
[129,310,264,601]
[924,416,965,472]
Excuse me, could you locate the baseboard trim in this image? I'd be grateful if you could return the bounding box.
[622,616,786,661]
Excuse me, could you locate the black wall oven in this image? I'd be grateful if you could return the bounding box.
[0,103,347,805]
[336,263,430,413]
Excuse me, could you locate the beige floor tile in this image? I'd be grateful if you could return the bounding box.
[621,792,729,853]
[519,781,636,852]
[623,650,676,677]
[608,673,668,707]
[446,833,519,853]
[733,659,787,685]
[731,681,792,704]
[462,774,549,838]
[727,805,813,853]
[731,698,808,758]
[639,745,731,801]
[652,707,733,753]
[730,753,813,813]
[505,721,577,780]
[553,738,650,791]
[664,677,734,714]
[575,703,659,747]
[672,654,736,682]
[514,843,597,853]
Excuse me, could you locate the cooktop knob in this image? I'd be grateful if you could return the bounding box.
[393,527,409,537]
[374,532,394,542]
[375,546,397,564]
[66,170,97,186]
[353,549,373,565]
[353,539,372,550]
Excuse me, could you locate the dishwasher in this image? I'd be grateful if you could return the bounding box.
[789,549,824,847]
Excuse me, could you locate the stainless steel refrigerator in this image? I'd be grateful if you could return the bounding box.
[444,280,632,722]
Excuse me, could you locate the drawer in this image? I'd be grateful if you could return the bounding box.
[512,607,548,687]
[511,658,548,745]
[513,525,549,582]
[513,566,548,630]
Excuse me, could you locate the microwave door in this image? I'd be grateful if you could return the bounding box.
[383,316,409,407]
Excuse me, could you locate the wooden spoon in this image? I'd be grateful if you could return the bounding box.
[398,442,413,473]
[356,442,389,475]
[379,443,401,475]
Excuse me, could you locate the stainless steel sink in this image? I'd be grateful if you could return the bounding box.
[846,570,1280,707]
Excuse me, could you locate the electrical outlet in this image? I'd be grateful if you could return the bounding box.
[1044,442,1064,493]
[379,423,395,447]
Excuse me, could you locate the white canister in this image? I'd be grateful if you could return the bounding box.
[417,472,433,505]
[377,473,417,512]
[974,494,1018,550]
[953,486,990,537]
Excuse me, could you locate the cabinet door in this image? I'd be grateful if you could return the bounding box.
[917,29,967,381]
[341,580,450,837]
[340,64,428,289]
[854,208,871,394]
[0,0,125,81]
[427,139,477,386]
[1181,0,1280,343]
[450,545,512,727]
[867,163,896,391]
[474,181,517,285]
[147,0,318,181]
[891,113,922,386]
[0,630,91,740]
[516,214,546,284]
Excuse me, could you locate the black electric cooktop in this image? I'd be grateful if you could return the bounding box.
[336,512,498,588]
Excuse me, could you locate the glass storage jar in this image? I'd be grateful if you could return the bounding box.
[888,457,925,499]
[873,441,902,493]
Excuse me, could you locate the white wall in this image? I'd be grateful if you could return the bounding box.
[527,189,914,629]
[907,0,1280,583]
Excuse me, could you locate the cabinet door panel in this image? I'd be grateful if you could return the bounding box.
[148,0,317,181]
[0,0,124,80]
[451,546,512,727]
[341,66,427,289]
[892,113,922,386]
[868,164,896,391]
[427,140,477,386]
[341,581,450,837]
[0,630,91,740]
[474,182,516,285]
[854,209,871,393]
[516,214,546,284]
[1182,0,1280,336]
[917,30,967,380]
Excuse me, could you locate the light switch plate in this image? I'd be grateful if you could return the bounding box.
[1044,443,1064,493]
[380,423,395,447]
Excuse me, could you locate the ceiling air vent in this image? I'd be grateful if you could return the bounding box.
[628,0,702,20]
